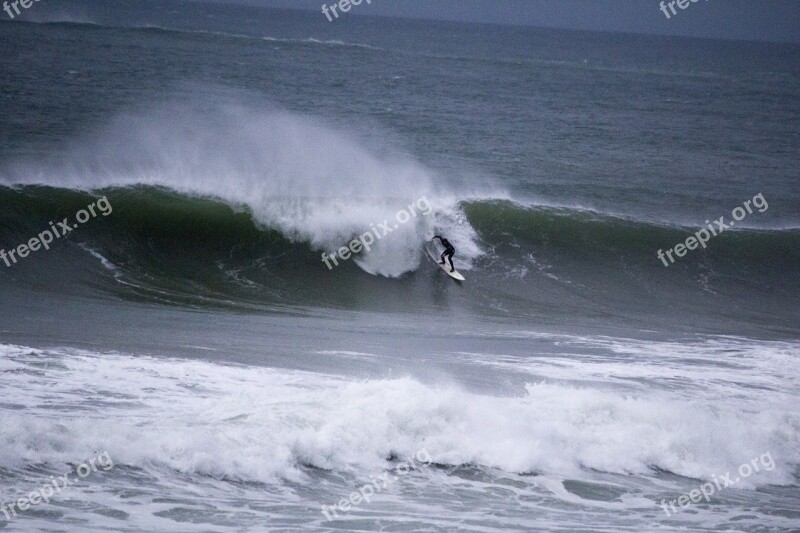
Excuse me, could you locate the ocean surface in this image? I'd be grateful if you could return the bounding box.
[1,1,799,531]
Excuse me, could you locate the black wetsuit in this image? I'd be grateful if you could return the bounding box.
[433,235,455,272]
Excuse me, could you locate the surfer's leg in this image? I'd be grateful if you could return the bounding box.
[446,251,454,272]
[439,251,446,265]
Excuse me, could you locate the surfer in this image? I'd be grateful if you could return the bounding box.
[433,235,455,272]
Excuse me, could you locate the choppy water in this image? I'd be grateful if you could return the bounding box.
[1,1,799,531]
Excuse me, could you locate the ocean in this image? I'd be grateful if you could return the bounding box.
[1,1,799,531]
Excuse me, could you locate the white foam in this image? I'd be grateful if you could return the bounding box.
[78,243,117,271]
[1,343,797,488]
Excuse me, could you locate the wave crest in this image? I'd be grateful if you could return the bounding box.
[0,100,484,277]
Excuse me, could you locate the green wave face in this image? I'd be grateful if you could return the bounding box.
[1,186,798,327]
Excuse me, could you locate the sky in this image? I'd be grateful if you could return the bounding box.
[199,0,800,43]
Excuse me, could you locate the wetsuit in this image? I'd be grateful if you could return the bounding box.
[433,235,455,272]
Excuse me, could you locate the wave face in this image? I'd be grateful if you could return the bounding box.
[2,186,797,275]
[1,184,798,332]
[465,199,800,272]
[0,95,797,328]
[1,101,484,279]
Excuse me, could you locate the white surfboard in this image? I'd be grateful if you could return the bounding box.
[426,245,465,281]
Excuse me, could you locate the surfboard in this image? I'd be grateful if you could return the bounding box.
[426,245,465,281]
